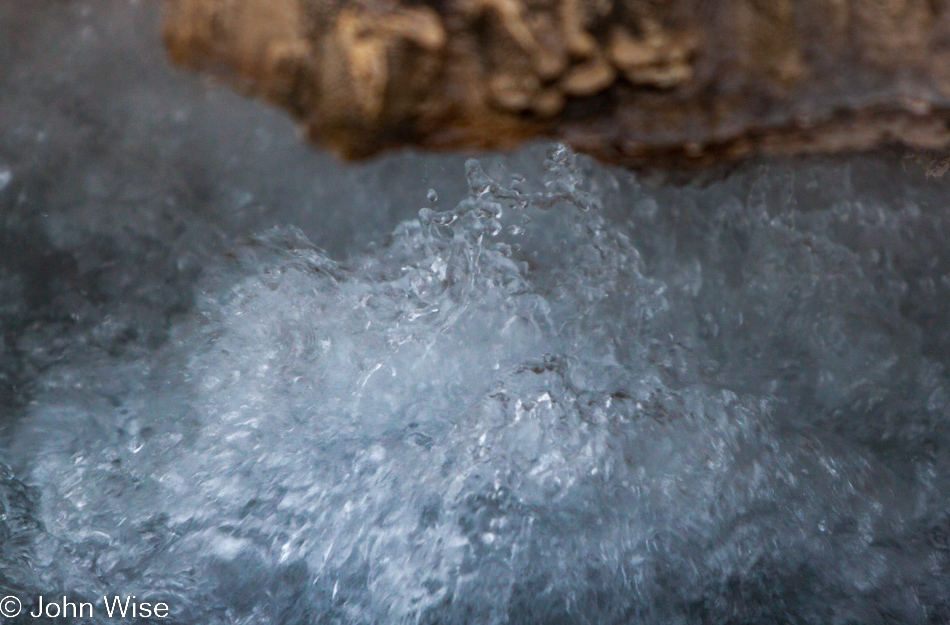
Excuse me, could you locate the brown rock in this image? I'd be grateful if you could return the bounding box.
[163,0,950,168]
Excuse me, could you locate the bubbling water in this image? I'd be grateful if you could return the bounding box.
[2,145,950,624]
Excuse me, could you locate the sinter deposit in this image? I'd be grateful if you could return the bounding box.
[165,0,950,167]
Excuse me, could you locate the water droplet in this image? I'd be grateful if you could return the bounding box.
[427,189,438,203]
[0,168,11,192]
[507,225,525,236]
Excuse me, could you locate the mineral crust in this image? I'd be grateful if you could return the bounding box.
[164,0,950,167]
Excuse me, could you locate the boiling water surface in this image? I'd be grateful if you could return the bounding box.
[2,142,950,624]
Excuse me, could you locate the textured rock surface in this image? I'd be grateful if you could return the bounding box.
[164,0,950,167]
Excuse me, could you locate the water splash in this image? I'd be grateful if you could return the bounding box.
[3,146,950,624]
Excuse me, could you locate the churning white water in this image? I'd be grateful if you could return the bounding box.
[1,142,949,623]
